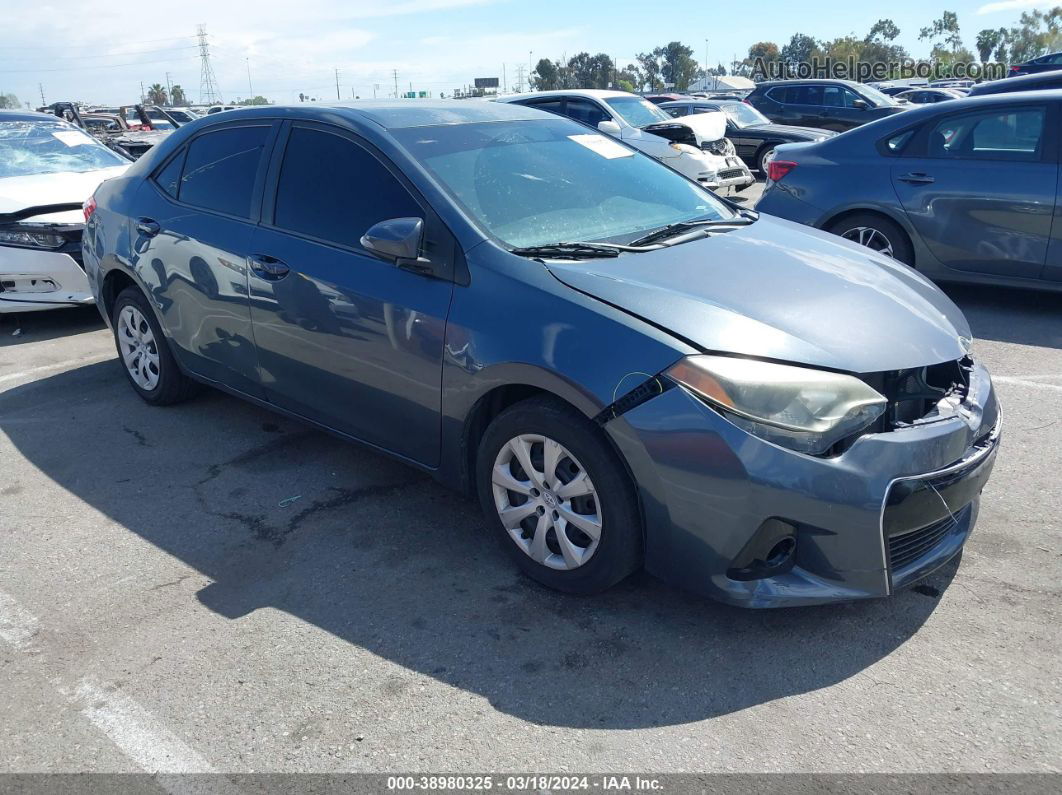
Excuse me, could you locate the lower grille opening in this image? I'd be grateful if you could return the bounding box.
[888,516,955,571]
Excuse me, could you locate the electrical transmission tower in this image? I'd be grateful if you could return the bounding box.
[197,25,221,105]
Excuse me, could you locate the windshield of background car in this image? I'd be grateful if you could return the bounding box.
[392,119,735,249]
[719,101,769,127]
[603,96,673,127]
[856,84,900,107]
[0,120,128,178]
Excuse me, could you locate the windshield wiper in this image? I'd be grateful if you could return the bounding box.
[509,241,649,260]
[629,213,757,247]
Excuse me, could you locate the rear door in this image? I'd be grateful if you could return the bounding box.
[891,103,1057,279]
[246,122,455,466]
[132,121,276,396]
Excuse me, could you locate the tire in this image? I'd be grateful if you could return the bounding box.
[827,212,915,266]
[476,396,643,595]
[757,145,777,175]
[112,285,199,405]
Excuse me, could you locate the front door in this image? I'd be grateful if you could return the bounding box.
[891,103,1056,280]
[247,122,454,466]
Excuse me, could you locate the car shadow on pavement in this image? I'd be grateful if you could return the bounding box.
[0,306,105,346]
[1,360,957,730]
[942,283,1062,350]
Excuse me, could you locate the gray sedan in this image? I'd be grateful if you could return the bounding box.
[757,89,1062,291]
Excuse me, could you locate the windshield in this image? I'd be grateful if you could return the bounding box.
[0,120,129,178]
[603,96,672,127]
[393,119,734,249]
[718,102,769,128]
[856,83,899,107]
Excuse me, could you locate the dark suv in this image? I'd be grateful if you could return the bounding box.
[746,79,907,132]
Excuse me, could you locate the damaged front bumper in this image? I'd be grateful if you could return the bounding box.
[605,359,1000,607]
[0,244,93,314]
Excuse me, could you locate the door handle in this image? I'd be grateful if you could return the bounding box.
[248,254,290,281]
[135,218,160,237]
[898,172,935,184]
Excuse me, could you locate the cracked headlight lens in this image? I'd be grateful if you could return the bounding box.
[667,355,887,455]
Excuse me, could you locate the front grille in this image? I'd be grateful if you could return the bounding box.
[888,516,955,571]
[718,168,747,180]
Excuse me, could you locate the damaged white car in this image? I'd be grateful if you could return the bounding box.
[0,110,129,313]
[499,89,754,191]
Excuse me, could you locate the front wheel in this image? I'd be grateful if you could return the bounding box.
[476,396,642,594]
[757,146,776,175]
[827,212,915,266]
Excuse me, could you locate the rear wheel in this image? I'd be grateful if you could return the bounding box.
[476,396,642,594]
[827,212,915,266]
[112,286,199,405]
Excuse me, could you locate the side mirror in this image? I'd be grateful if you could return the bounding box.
[597,119,622,136]
[852,99,869,110]
[360,217,424,263]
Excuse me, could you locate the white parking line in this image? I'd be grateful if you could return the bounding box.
[0,590,39,648]
[0,353,114,388]
[73,679,218,775]
[993,376,1062,393]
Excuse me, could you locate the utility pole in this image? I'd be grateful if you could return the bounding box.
[373,83,379,99]
[529,51,533,91]
[197,24,221,105]
[335,68,341,100]
[246,59,253,97]
[502,63,507,93]
[515,65,526,93]
[393,69,399,98]
[165,72,172,105]
[140,81,145,104]
[38,83,45,106]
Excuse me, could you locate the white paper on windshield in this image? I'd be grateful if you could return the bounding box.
[568,134,633,159]
[52,130,94,147]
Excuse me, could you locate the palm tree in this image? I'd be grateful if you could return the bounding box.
[169,85,187,106]
[146,83,167,105]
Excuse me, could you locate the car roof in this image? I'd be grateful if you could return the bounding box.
[658,99,724,106]
[501,89,634,102]
[970,72,1062,95]
[0,108,64,123]
[755,79,864,88]
[184,100,554,130]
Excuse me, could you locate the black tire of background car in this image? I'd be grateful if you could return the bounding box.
[112,286,201,405]
[828,212,916,267]
[476,395,643,595]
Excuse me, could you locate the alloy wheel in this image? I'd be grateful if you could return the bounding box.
[491,433,602,570]
[841,225,895,258]
[117,305,161,391]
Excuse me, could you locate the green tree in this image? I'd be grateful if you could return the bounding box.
[635,51,662,92]
[0,92,19,109]
[1004,8,1062,64]
[976,28,1004,62]
[237,96,270,105]
[655,41,699,91]
[919,11,964,53]
[532,58,560,90]
[867,19,900,43]
[146,83,167,105]
[782,33,821,66]
[170,84,187,105]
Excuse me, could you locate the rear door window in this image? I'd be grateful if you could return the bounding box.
[272,126,421,250]
[177,125,271,218]
[564,99,610,126]
[928,107,1045,161]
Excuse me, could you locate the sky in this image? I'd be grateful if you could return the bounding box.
[2,0,1057,107]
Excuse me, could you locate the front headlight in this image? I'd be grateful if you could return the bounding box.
[0,226,66,249]
[667,355,887,455]
[670,142,703,156]
[702,138,735,157]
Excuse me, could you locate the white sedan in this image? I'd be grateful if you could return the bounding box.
[0,111,129,313]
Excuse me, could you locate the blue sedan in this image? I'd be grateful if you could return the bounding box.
[82,101,998,607]
[758,90,1062,291]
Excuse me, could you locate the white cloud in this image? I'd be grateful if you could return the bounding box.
[976,0,1053,15]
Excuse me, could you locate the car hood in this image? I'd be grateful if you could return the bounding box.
[544,215,971,373]
[749,123,836,139]
[0,166,128,223]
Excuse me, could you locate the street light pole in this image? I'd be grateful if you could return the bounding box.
[246,58,253,97]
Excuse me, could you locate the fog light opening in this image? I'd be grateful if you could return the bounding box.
[727,518,798,582]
